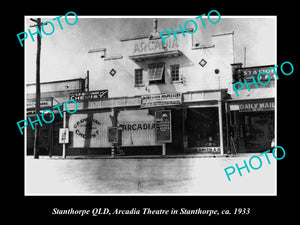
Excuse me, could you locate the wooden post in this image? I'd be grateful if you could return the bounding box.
[62,111,67,158]
[49,123,53,158]
[86,70,89,92]
[244,46,247,67]
[32,18,42,159]
[225,102,229,154]
[162,143,166,156]
[182,108,187,153]
[218,101,224,155]
[49,99,54,158]
[110,108,119,157]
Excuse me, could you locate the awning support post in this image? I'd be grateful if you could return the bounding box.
[62,111,67,158]
[218,101,224,155]
[162,143,166,156]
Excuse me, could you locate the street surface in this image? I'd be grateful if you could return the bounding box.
[25,155,276,195]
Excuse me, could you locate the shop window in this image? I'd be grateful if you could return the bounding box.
[170,64,180,82]
[186,108,220,147]
[243,112,274,152]
[148,62,165,85]
[134,69,143,86]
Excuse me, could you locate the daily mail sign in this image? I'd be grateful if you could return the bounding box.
[229,100,275,112]
[141,93,182,108]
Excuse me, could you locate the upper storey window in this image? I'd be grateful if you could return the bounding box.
[148,63,165,85]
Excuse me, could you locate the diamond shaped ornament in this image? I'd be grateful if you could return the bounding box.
[199,59,207,67]
[109,68,116,76]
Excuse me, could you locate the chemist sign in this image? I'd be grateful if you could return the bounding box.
[70,90,108,101]
[155,110,172,143]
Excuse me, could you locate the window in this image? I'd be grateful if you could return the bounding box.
[148,63,165,84]
[186,108,220,148]
[170,64,180,82]
[135,69,143,86]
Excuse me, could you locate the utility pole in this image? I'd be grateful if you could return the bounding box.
[244,46,247,67]
[30,18,42,159]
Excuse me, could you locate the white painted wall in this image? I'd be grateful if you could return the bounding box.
[87,31,234,98]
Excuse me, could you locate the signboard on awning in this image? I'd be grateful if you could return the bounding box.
[26,97,53,109]
[197,147,221,153]
[229,100,275,112]
[70,90,108,101]
[236,65,276,81]
[141,92,182,108]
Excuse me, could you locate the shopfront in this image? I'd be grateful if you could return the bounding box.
[26,97,64,156]
[65,89,227,155]
[227,99,275,153]
[186,107,220,151]
[26,77,88,156]
[68,108,159,148]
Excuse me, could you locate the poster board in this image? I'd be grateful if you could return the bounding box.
[108,126,118,144]
[59,128,69,144]
[155,110,172,143]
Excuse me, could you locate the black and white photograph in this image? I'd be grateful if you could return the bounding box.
[22,15,278,195]
[14,6,298,220]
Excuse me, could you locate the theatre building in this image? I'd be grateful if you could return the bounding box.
[65,19,235,155]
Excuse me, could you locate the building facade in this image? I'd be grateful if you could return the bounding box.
[26,18,275,156]
[65,19,235,155]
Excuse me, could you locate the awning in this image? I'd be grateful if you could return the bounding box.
[148,63,165,81]
[226,87,275,111]
[129,50,182,61]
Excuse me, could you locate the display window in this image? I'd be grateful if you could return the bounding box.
[186,107,220,148]
[243,111,274,151]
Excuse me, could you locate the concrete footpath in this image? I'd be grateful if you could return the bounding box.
[25,153,277,195]
[28,153,260,160]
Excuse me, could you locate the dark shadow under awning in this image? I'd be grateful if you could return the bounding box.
[129,50,182,61]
